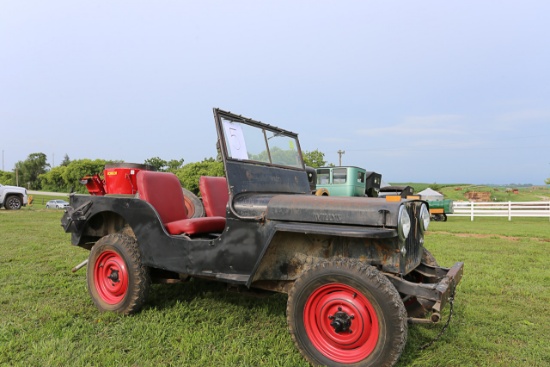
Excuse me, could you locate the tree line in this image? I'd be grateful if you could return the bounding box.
[0,150,329,194]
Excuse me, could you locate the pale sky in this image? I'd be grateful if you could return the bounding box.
[2,1,549,184]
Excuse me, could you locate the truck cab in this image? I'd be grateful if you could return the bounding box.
[316,166,382,197]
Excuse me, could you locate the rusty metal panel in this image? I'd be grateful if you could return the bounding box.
[267,195,401,227]
[274,222,397,238]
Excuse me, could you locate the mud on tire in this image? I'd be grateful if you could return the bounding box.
[287,259,407,367]
[87,233,150,315]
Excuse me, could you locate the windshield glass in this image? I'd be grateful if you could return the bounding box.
[221,117,303,169]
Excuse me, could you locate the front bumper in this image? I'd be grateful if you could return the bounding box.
[386,261,465,323]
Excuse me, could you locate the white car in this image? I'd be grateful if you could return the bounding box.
[46,200,69,209]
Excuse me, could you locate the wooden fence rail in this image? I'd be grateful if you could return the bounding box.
[449,201,550,221]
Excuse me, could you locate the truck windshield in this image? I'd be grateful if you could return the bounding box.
[221,117,303,169]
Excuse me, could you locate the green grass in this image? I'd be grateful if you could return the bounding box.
[431,216,550,239]
[1,211,549,366]
[440,185,550,202]
[403,226,550,367]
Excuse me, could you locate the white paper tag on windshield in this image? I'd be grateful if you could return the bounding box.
[223,120,248,160]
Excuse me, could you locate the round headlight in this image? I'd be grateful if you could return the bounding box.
[398,205,411,241]
[420,203,430,232]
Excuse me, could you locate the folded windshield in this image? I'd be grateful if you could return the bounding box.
[221,116,303,169]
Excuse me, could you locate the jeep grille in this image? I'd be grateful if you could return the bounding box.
[403,203,423,273]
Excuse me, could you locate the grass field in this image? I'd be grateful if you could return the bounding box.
[1,209,549,366]
[392,183,550,202]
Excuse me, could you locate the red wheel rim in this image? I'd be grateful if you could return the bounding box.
[304,283,379,363]
[93,250,129,305]
[184,197,195,217]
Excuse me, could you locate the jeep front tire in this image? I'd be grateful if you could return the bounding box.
[287,260,407,367]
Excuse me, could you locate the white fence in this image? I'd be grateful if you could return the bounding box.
[449,201,550,221]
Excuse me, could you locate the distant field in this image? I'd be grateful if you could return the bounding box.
[1,211,549,366]
[391,183,550,202]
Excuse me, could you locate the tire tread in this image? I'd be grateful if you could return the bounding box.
[87,233,150,315]
[287,259,407,367]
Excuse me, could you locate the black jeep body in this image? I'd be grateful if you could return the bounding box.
[62,109,463,367]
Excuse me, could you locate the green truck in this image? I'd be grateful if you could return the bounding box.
[315,166,382,197]
[313,167,453,221]
[426,199,454,221]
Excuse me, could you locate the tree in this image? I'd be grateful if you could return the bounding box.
[166,159,185,172]
[0,170,14,185]
[61,154,71,167]
[39,166,69,192]
[303,149,327,168]
[14,153,49,189]
[175,158,224,194]
[545,178,550,185]
[62,159,110,193]
[144,157,168,172]
[144,157,185,172]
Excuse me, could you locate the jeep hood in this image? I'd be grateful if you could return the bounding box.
[266,195,402,228]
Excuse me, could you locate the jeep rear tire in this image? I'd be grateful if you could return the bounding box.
[287,260,407,367]
[5,195,22,210]
[87,234,150,315]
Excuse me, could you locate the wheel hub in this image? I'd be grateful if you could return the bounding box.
[303,283,380,363]
[329,307,354,333]
[94,250,129,304]
[108,269,120,283]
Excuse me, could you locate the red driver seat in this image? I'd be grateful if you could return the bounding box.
[199,176,229,217]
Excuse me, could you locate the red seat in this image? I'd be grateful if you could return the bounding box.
[199,176,229,217]
[136,171,225,236]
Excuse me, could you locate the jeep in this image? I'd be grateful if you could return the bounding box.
[62,108,463,367]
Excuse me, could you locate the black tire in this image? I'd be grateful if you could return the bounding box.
[182,188,205,218]
[432,214,446,222]
[287,260,407,367]
[5,195,22,210]
[87,233,150,314]
[314,188,329,196]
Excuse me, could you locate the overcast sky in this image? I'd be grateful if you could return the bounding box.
[1,1,549,184]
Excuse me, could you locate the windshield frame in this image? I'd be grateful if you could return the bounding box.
[215,109,305,171]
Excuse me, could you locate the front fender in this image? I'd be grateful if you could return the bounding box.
[247,221,400,288]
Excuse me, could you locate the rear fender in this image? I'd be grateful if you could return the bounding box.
[69,211,132,249]
[63,195,162,249]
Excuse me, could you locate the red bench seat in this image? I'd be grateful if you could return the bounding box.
[136,171,225,236]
